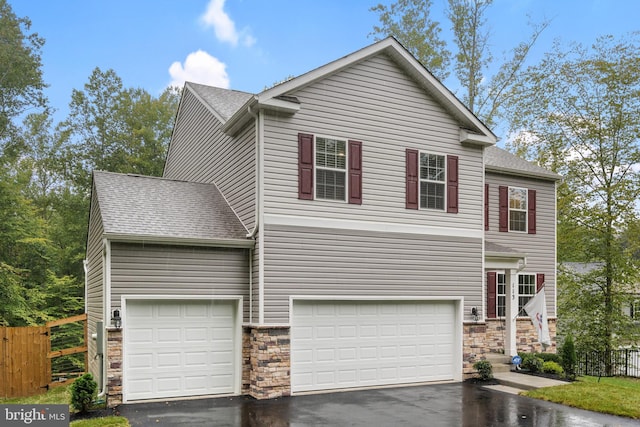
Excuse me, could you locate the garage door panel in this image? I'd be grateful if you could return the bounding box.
[124,300,238,401]
[292,301,457,393]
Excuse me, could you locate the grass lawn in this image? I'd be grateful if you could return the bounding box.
[0,386,129,427]
[523,376,640,419]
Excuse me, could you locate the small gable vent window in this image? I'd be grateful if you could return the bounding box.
[298,133,362,204]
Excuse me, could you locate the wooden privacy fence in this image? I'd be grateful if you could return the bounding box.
[0,313,87,398]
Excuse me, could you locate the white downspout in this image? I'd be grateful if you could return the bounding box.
[246,103,263,324]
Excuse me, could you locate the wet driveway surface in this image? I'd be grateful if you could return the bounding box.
[118,382,638,426]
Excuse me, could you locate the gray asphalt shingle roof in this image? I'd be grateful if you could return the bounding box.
[93,171,249,242]
[187,82,253,122]
[485,146,560,181]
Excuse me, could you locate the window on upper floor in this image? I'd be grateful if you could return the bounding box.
[497,185,536,234]
[509,187,528,232]
[315,137,346,201]
[419,153,446,210]
[298,133,362,204]
[406,149,458,213]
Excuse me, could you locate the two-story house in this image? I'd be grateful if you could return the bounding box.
[85,37,560,407]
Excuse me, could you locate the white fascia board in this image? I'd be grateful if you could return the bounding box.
[256,97,300,114]
[104,233,255,249]
[460,129,496,147]
[264,213,483,240]
[484,165,561,182]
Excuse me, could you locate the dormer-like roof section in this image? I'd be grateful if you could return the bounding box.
[92,171,253,247]
[485,146,561,181]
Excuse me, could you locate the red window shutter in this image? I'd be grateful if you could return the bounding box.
[298,133,314,200]
[487,272,497,319]
[406,149,419,209]
[484,184,489,231]
[348,140,362,205]
[447,155,459,213]
[528,189,537,234]
[536,273,545,292]
[499,186,508,232]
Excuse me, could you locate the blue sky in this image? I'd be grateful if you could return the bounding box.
[11,0,640,127]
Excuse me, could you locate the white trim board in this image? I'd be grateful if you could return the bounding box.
[265,213,483,239]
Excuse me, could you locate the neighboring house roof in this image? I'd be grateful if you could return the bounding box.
[485,146,561,181]
[92,171,252,247]
[183,37,496,146]
[562,262,604,275]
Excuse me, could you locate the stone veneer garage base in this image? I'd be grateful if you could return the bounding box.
[105,319,556,407]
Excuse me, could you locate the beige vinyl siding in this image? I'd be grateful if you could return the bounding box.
[163,89,256,229]
[262,53,484,230]
[485,172,557,316]
[85,188,104,380]
[263,224,482,324]
[109,243,251,322]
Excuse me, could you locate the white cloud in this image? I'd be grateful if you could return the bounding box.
[200,0,255,47]
[168,50,230,89]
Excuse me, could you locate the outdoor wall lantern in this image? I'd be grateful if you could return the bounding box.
[111,309,122,329]
[471,307,479,322]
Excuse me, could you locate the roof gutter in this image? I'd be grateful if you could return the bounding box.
[104,233,255,249]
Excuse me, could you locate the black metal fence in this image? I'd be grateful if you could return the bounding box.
[577,349,640,378]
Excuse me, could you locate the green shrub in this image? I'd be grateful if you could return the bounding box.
[521,353,543,373]
[537,352,561,364]
[473,360,493,380]
[70,373,97,413]
[542,361,564,375]
[560,334,577,380]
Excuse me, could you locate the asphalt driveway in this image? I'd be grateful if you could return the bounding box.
[118,382,638,427]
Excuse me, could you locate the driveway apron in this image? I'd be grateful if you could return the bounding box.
[118,382,638,427]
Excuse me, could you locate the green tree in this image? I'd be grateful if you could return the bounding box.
[0,0,46,155]
[59,68,179,190]
[508,34,640,356]
[369,0,451,81]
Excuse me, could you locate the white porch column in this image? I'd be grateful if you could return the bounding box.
[504,269,519,357]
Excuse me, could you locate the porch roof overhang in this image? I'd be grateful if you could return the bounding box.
[485,241,527,270]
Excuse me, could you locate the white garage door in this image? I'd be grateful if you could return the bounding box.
[291,300,457,393]
[124,299,238,401]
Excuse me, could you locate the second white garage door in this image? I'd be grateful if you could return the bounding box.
[124,299,239,402]
[291,300,457,393]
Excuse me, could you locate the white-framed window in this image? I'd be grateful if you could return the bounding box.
[518,273,536,312]
[509,187,528,232]
[419,152,446,210]
[497,273,506,317]
[315,136,347,201]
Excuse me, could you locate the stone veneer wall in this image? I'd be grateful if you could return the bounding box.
[106,328,123,407]
[463,318,558,377]
[249,326,291,399]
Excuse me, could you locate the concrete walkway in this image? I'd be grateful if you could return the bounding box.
[488,371,569,395]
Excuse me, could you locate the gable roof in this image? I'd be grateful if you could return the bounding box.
[92,171,252,247]
[187,82,253,122]
[183,37,496,146]
[485,146,561,181]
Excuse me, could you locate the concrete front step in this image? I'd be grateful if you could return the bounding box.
[493,371,568,391]
[483,353,513,373]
